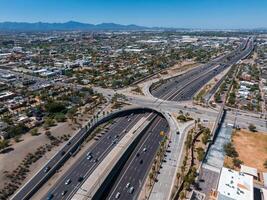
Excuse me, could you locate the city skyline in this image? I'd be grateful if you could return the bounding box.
[0,0,266,29]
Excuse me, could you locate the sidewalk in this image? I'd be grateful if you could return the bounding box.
[148,116,194,200]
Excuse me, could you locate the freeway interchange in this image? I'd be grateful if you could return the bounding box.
[10,37,254,200]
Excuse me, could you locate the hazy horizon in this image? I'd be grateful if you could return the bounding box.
[0,0,266,29]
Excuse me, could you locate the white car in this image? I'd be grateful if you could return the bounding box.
[129,186,134,194]
[65,179,71,185]
[115,192,121,199]
[126,182,130,188]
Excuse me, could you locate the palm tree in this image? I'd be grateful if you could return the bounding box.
[176,172,181,186]
[149,172,154,187]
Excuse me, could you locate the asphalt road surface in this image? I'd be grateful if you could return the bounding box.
[42,112,149,200]
[103,115,169,200]
[99,37,254,200]
[12,37,254,200]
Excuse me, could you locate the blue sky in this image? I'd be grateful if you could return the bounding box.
[0,0,266,29]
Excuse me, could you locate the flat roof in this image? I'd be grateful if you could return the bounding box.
[217,167,254,200]
[240,165,258,177]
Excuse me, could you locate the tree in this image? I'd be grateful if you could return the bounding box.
[176,172,181,185]
[45,101,66,114]
[248,124,256,132]
[149,172,154,186]
[196,147,205,161]
[14,135,22,143]
[224,142,238,158]
[6,123,28,138]
[43,117,55,129]
[233,158,243,168]
[0,140,10,150]
[54,113,66,122]
[264,160,267,169]
[30,128,39,136]
[180,191,186,199]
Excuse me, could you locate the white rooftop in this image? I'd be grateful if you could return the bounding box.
[240,165,258,178]
[217,167,254,200]
[263,172,267,188]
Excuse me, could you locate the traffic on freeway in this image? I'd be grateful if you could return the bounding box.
[102,115,169,200]
[42,112,152,200]
[12,37,254,200]
[93,37,254,200]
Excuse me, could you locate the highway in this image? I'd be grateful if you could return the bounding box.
[151,37,254,102]
[11,118,93,200]
[96,37,254,200]
[12,37,254,200]
[41,112,150,200]
[103,115,169,200]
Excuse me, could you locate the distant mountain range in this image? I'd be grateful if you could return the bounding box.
[0,21,151,31]
[0,21,266,32]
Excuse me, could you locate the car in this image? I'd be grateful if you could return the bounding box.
[78,176,84,182]
[140,159,143,164]
[93,158,98,163]
[61,190,67,196]
[67,141,71,145]
[115,192,121,199]
[114,135,119,138]
[112,139,117,144]
[87,155,92,160]
[143,148,147,152]
[129,186,134,194]
[61,151,66,156]
[65,179,71,185]
[126,182,130,188]
[86,151,92,156]
[127,118,131,122]
[136,153,140,157]
[107,135,111,139]
[44,166,51,173]
[46,193,54,200]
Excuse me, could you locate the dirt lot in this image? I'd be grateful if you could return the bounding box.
[0,103,107,190]
[232,129,267,172]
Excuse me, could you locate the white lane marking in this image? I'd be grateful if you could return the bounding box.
[107,118,162,200]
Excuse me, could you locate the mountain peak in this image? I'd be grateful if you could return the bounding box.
[0,21,149,31]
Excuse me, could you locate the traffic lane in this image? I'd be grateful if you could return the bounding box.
[44,114,143,199]
[105,116,163,200]
[151,39,251,101]
[117,118,169,200]
[43,113,146,200]
[106,116,169,200]
[62,114,146,199]
[151,63,213,99]
[12,120,91,200]
[173,65,228,101]
[152,63,222,101]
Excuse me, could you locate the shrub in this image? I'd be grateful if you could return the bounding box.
[30,128,40,136]
[233,158,243,168]
[196,147,205,161]
[248,124,256,132]
[54,113,66,122]
[45,101,66,114]
[224,142,238,158]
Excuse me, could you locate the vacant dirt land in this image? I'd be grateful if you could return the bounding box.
[232,129,267,172]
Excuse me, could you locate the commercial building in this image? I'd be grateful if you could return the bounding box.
[217,167,254,200]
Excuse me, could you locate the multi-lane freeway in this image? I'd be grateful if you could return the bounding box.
[42,113,147,200]
[103,115,168,200]
[11,37,254,200]
[94,37,254,200]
